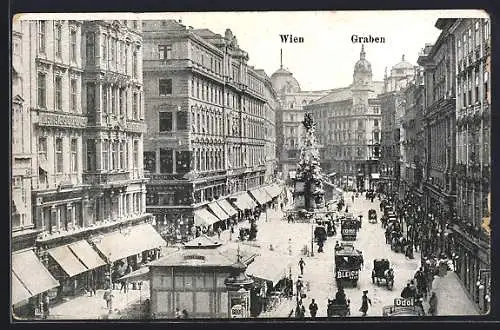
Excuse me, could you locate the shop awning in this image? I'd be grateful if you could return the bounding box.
[208,202,229,221]
[12,272,32,306]
[194,207,221,227]
[47,245,88,278]
[263,184,282,198]
[248,188,271,206]
[68,240,106,270]
[93,224,166,262]
[12,250,59,297]
[217,199,238,217]
[371,173,381,179]
[12,192,26,215]
[245,254,290,286]
[118,266,150,282]
[232,193,257,211]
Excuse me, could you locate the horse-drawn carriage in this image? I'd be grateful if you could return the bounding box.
[371,259,394,290]
[341,215,359,241]
[327,297,350,317]
[334,243,363,288]
[368,209,377,224]
[239,222,257,241]
[391,233,407,253]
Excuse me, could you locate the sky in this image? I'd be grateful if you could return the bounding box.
[20,10,488,91]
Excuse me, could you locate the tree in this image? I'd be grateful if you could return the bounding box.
[294,112,325,211]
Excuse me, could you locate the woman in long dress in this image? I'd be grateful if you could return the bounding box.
[359,290,371,316]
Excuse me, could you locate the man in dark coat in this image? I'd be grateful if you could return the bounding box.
[401,283,412,298]
[309,299,318,318]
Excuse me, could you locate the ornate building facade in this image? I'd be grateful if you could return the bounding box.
[417,19,457,256]
[378,55,416,196]
[12,19,160,317]
[306,46,384,191]
[142,20,279,239]
[271,63,330,182]
[450,17,491,314]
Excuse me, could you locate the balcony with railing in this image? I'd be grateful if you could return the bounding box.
[82,171,131,185]
[34,174,83,191]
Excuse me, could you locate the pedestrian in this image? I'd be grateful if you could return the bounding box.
[299,258,305,275]
[309,299,318,318]
[409,280,418,298]
[359,290,372,316]
[42,293,50,319]
[295,301,306,318]
[401,283,412,298]
[352,194,355,203]
[296,279,303,298]
[175,307,182,319]
[217,226,222,239]
[104,288,114,313]
[428,292,438,316]
[182,309,189,318]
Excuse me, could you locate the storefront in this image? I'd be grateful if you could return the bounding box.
[46,240,107,298]
[207,201,230,232]
[12,249,60,319]
[193,207,221,236]
[91,223,166,288]
[229,192,258,222]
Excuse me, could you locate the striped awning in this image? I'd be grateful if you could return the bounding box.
[93,224,166,262]
[12,250,59,299]
[231,193,257,211]
[68,240,106,270]
[248,188,271,206]
[47,245,88,278]
[208,202,229,221]
[263,184,282,198]
[217,199,238,217]
[194,207,221,227]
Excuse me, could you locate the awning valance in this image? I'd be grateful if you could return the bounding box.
[118,266,150,282]
[12,272,32,306]
[232,193,257,211]
[249,188,271,206]
[47,245,88,278]
[208,202,229,221]
[194,208,221,227]
[68,240,106,270]
[217,199,238,217]
[12,250,59,297]
[245,254,290,286]
[93,224,166,262]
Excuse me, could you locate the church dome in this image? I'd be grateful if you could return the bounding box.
[354,45,372,73]
[271,67,301,93]
[392,55,413,70]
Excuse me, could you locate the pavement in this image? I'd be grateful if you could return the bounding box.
[48,283,150,319]
[45,188,479,319]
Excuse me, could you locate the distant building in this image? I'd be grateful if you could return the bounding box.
[305,46,384,191]
[378,54,417,196]
[142,20,280,241]
[270,56,331,182]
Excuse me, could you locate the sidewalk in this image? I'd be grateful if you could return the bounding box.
[48,285,150,319]
[429,271,479,316]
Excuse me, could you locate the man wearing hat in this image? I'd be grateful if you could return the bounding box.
[359,290,371,316]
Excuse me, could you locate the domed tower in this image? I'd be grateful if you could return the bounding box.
[270,50,301,94]
[353,45,373,87]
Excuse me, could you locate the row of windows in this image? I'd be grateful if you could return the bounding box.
[86,83,142,121]
[191,44,223,75]
[85,139,140,172]
[38,21,79,62]
[85,31,139,79]
[101,33,130,74]
[37,72,79,111]
[38,137,78,174]
[456,128,490,166]
[329,119,375,130]
[456,19,490,61]
[457,70,489,108]
[190,77,226,106]
[330,131,380,143]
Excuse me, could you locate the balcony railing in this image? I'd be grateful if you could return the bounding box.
[34,174,82,190]
[82,171,131,185]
